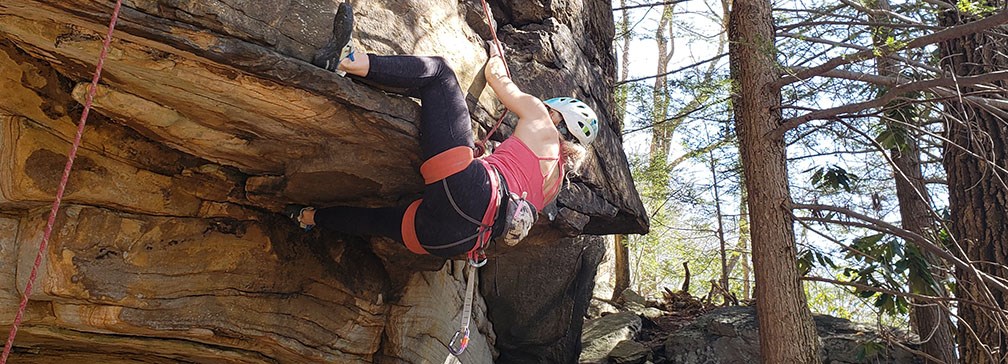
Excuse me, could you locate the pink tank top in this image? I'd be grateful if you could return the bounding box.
[483,137,563,211]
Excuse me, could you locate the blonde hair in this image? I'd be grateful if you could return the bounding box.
[560,139,588,177]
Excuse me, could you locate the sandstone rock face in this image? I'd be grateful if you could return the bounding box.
[0,0,646,362]
[664,306,920,364]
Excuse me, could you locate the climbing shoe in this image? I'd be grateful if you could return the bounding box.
[312,1,355,76]
[284,205,315,231]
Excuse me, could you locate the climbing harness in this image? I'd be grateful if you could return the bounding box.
[443,0,516,355]
[402,146,502,259]
[402,154,501,260]
[474,0,512,157]
[0,1,123,362]
[402,148,502,356]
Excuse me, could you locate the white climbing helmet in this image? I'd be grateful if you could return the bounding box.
[544,97,599,145]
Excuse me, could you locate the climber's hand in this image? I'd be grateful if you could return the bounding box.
[485,55,508,82]
[486,40,501,58]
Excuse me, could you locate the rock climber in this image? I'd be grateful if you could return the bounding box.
[286,2,600,258]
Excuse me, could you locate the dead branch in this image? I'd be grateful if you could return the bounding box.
[617,52,727,85]
[776,9,1008,88]
[778,20,940,32]
[612,0,689,11]
[837,0,921,25]
[682,261,691,293]
[773,70,1008,138]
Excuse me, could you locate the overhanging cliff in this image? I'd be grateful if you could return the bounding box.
[0,0,647,362]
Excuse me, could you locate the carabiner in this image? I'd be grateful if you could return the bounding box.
[448,328,470,355]
[468,249,487,267]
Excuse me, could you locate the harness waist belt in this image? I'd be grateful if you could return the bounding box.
[402,148,502,256]
[401,200,427,255]
[420,146,473,185]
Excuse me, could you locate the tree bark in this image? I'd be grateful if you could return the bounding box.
[938,5,1008,363]
[612,0,632,301]
[728,0,822,361]
[890,116,958,364]
[613,234,631,301]
[869,0,957,361]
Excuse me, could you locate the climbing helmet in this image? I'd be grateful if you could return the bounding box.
[544,97,599,145]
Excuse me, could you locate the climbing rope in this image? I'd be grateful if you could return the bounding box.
[0,1,123,362]
[445,0,510,356]
[474,0,512,156]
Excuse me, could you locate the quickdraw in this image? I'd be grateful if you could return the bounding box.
[448,263,479,355]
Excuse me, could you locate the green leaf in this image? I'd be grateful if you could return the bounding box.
[797,250,814,276]
[876,128,897,149]
[857,341,886,360]
[893,258,909,272]
[815,251,836,269]
[808,165,859,193]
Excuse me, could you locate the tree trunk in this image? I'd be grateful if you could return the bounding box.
[613,234,631,300]
[728,0,823,361]
[890,122,957,364]
[649,4,675,165]
[612,0,632,302]
[938,6,1008,363]
[615,0,632,129]
[729,183,751,301]
[710,149,731,303]
[869,0,957,361]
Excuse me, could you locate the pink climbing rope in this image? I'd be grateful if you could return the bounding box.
[0,0,123,362]
[475,0,513,156]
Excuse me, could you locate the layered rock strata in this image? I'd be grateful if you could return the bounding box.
[0,0,646,362]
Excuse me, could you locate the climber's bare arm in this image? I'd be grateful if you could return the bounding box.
[485,56,559,147]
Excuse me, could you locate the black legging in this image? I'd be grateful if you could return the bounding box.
[313,55,492,257]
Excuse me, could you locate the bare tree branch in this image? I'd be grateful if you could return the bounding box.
[917,0,957,11]
[881,109,1008,179]
[778,32,874,52]
[778,20,940,32]
[933,88,1008,120]
[784,47,941,74]
[617,52,727,85]
[623,96,730,134]
[773,5,850,20]
[612,0,689,11]
[788,67,901,86]
[776,9,1008,87]
[772,70,1008,138]
[837,0,921,25]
